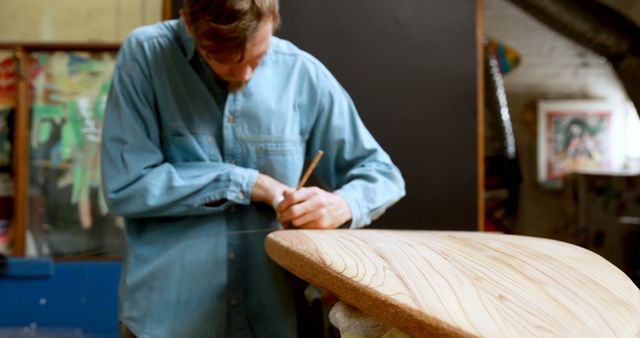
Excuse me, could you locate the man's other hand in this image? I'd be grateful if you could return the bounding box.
[251,173,293,206]
[276,187,352,229]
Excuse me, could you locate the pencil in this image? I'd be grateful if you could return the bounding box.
[297,150,324,190]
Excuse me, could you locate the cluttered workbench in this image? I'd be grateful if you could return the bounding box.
[265,230,640,337]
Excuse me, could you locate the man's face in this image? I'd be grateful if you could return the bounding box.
[185,15,273,92]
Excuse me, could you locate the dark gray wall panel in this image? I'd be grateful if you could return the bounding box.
[279,0,478,230]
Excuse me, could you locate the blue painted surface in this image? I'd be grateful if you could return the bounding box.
[1,257,54,278]
[0,260,120,338]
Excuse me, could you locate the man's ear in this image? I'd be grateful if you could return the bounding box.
[180,9,194,35]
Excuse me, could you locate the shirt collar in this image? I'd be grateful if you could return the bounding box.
[177,17,197,61]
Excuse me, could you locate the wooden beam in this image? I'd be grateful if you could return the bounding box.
[163,0,173,21]
[12,47,29,256]
[477,0,486,231]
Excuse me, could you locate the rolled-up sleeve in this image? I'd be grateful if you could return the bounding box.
[101,35,257,218]
[306,67,405,228]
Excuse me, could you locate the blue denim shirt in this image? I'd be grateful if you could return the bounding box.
[101,18,405,338]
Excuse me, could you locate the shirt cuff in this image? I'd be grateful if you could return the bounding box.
[335,188,367,229]
[226,166,258,205]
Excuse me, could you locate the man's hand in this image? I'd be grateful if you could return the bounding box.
[276,187,352,229]
[251,173,293,206]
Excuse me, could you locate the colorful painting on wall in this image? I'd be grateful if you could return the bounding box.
[537,100,620,188]
[28,50,124,256]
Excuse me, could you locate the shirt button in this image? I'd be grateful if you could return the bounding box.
[228,160,237,165]
[229,298,238,306]
[227,115,236,124]
[228,252,236,260]
[208,137,214,143]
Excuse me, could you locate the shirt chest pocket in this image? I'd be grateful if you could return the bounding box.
[161,131,221,163]
[252,139,306,188]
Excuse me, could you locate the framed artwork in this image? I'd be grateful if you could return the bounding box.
[537,100,623,188]
[26,49,126,257]
[0,44,125,257]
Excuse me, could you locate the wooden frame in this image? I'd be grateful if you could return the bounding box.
[163,0,174,21]
[0,43,119,256]
[163,0,182,20]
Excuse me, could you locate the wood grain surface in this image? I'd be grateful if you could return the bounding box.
[265,230,640,337]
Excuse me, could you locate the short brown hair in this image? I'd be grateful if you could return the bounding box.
[184,0,279,63]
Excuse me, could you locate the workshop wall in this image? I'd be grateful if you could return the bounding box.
[0,0,162,43]
[484,0,640,239]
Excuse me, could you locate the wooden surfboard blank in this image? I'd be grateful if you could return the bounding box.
[265,230,640,337]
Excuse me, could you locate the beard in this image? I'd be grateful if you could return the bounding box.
[211,70,247,93]
[217,73,247,92]
[226,79,246,92]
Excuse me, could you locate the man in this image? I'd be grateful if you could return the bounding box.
[101,0,405,336]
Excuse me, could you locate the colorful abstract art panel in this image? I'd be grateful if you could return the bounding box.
[28,51,124,256]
